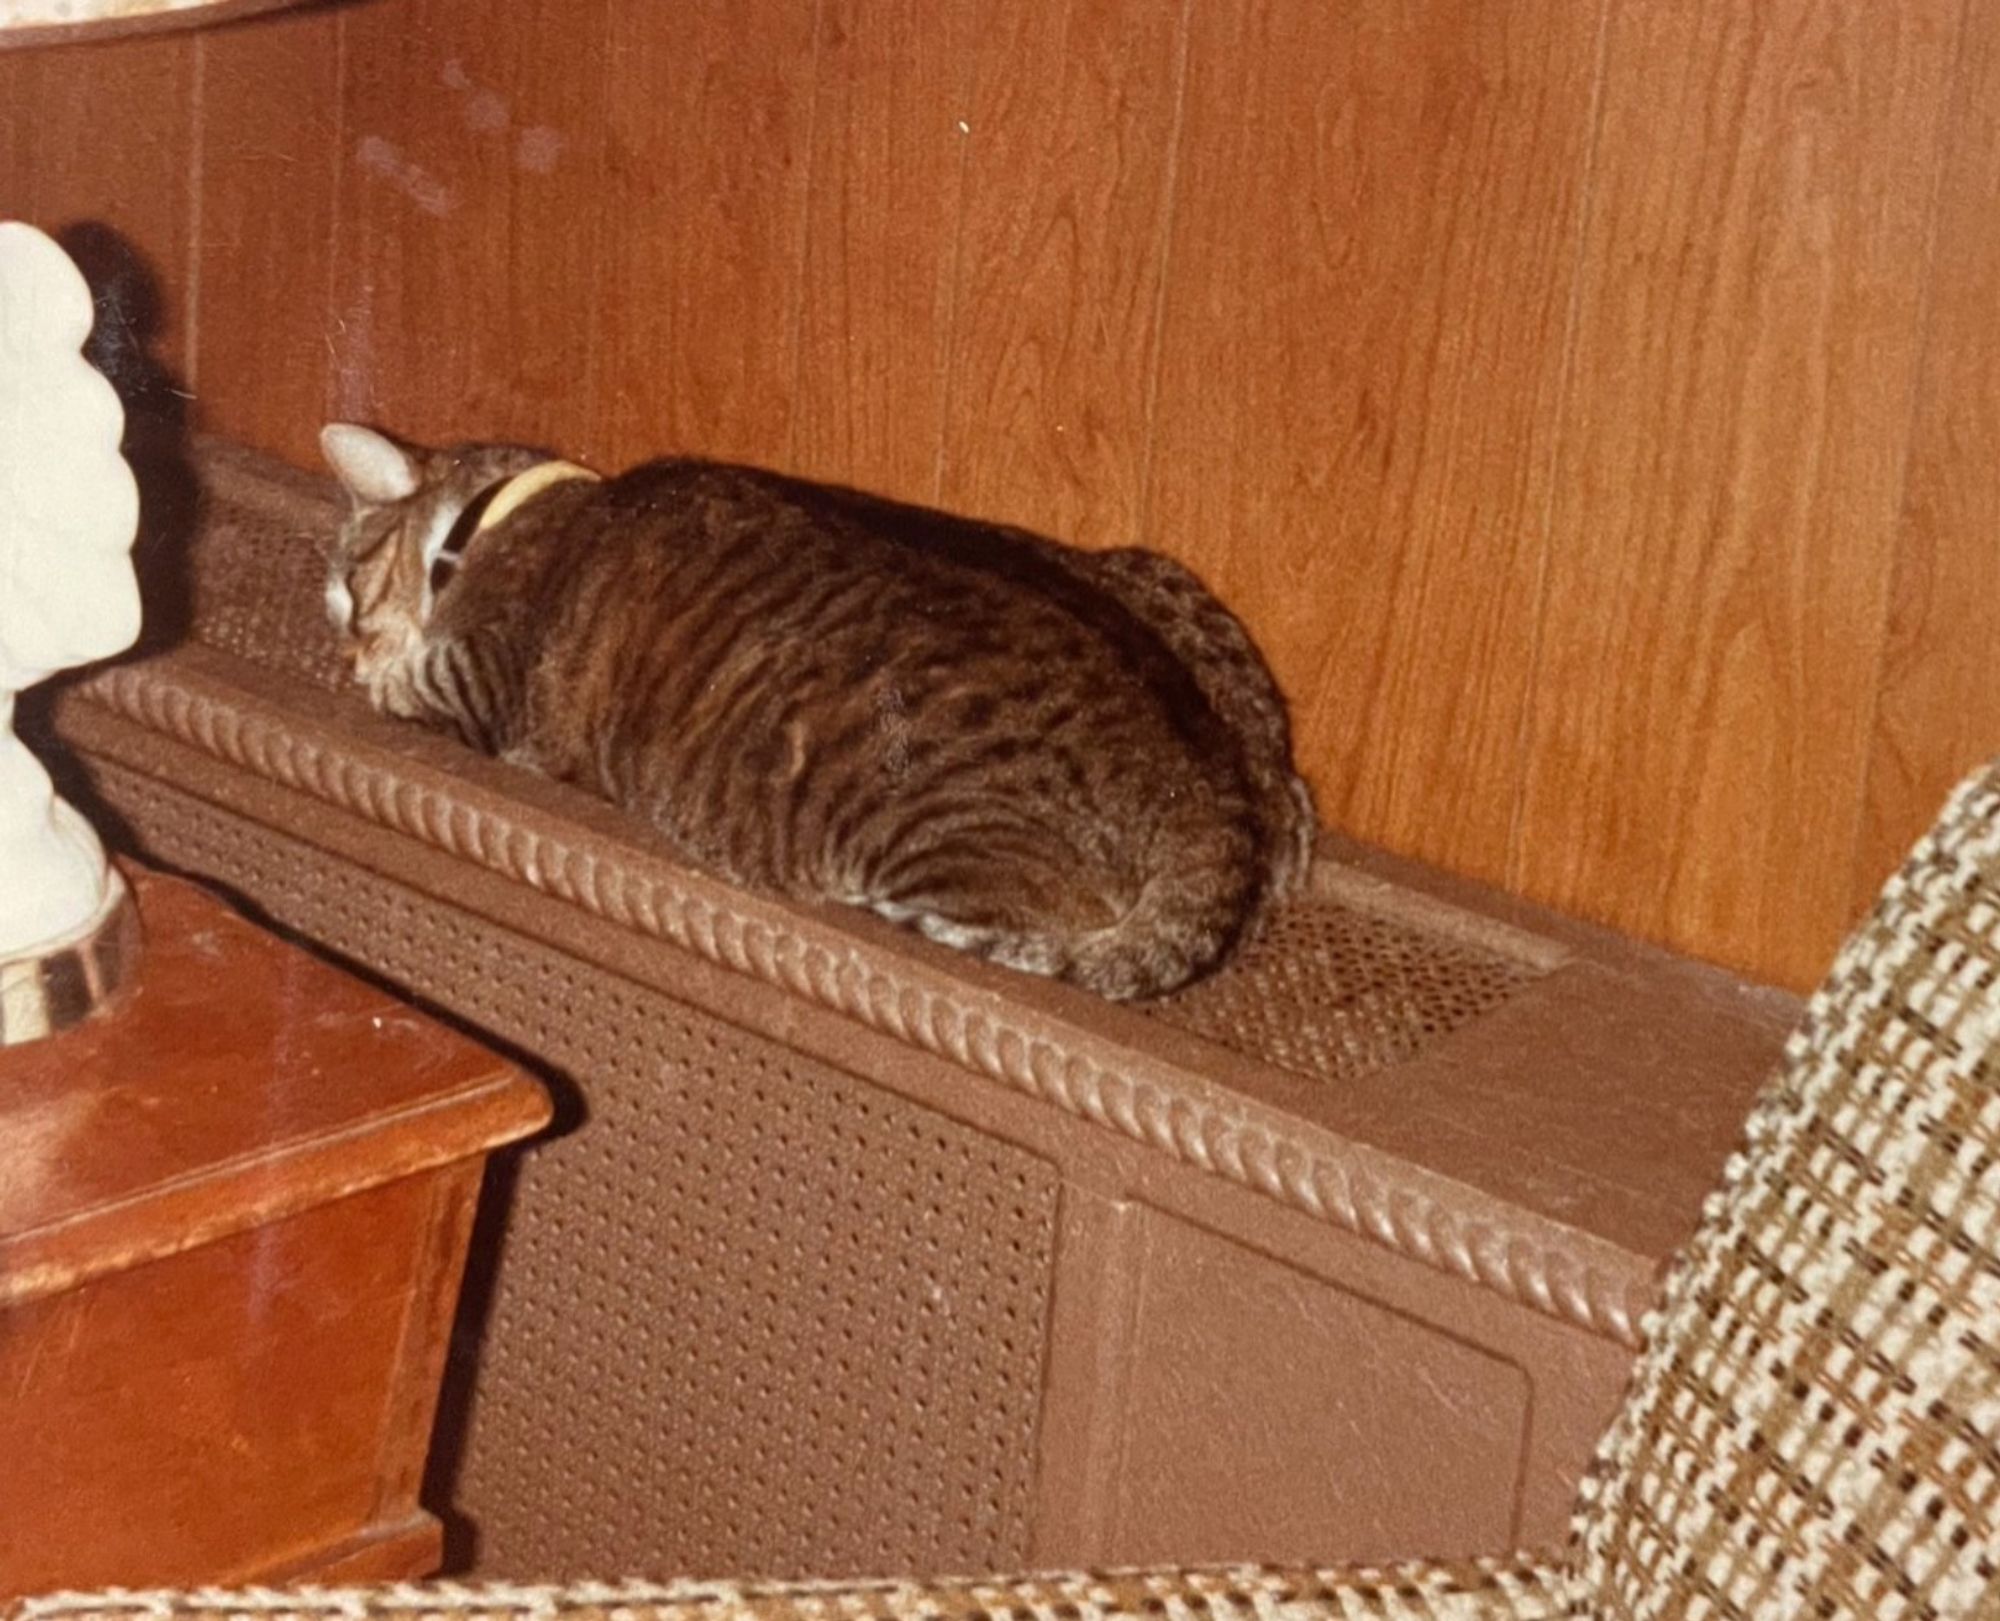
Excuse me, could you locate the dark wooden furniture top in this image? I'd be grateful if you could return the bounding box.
[0,868,546,1308]
[0,867,550,1595]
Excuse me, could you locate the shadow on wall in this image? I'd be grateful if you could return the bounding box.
[18,224,199,864]
[57,220,199,659]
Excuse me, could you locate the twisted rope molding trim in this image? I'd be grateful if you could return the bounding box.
[84,665,1651,1349]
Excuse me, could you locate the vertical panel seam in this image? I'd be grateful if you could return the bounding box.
[1844,0,1977,920]
[784,0,829,473]
[1133,0,1195,549]
[184,36,206,395]
[1099,1198,1155,1556]
[322,6,352,426]
[932,3,982,505]
[577,0,616,466]
[1503,0,1620,895]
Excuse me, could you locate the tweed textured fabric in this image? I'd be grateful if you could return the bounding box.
[11,1563,1578,1621]
[1569,762,2000,1615]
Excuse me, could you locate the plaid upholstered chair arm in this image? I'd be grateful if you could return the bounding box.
[12,1560,1581,1621]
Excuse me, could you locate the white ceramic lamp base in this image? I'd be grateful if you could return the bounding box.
[0,867,139,1045]
[0,221,145,1043]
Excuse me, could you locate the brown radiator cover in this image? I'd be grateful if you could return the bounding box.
[46,443,1800,1579]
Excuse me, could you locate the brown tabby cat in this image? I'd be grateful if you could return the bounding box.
[319,423,1315,1000]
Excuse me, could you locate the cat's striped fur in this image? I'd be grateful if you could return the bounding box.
[320,424,1315,1000]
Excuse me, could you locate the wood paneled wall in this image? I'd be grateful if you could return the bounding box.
[5,0,1997,991]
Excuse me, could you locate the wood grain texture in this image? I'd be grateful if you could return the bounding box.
[188,5,343,464]
[0,30,197,385]
[0,50,44,218]
[1,1180,445,1595]
[0,871,548,1302]
[328,0,613,452]
[1514,0,1960,987]
[1147,0,1605,885]
[937,0,1185,548]
[590,0,818,469]
[1855,1,2000,911]
[14,0,2000,987]
[788,0,976,502]
[0,869,546,1597]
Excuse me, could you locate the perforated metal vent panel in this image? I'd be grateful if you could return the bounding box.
[184,464,347,690]
[1146,895,1542,1085]
[99,766,1060,1581]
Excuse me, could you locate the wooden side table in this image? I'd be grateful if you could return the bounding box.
[0,868,550,1597]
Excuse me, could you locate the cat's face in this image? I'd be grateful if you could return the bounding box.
[319,423,543,714]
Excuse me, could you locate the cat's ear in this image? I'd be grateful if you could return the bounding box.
[321,422,421,506]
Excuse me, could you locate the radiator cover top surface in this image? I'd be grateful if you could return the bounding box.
[171,442,1553,1091]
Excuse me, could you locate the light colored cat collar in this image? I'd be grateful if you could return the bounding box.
[475,459,601,535]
